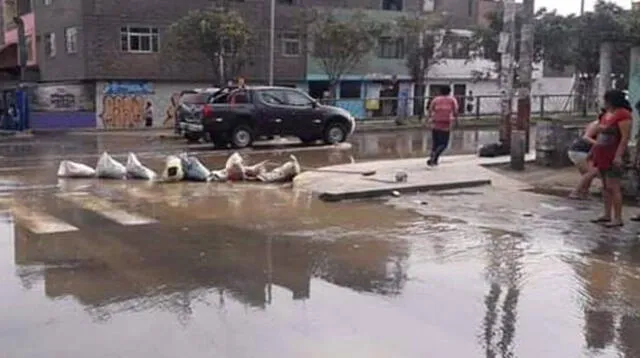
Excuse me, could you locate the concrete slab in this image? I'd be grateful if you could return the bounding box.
[294,153,536,201]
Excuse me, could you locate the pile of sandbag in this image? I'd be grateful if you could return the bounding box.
[57,151,301,184]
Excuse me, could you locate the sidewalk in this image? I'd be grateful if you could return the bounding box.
[293,154,536,201]
[34,115,592,138]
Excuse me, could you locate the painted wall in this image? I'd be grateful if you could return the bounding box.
[95,81,210,129]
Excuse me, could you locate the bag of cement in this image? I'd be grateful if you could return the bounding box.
[225,152,245,181]
[126,153,157,180]
[244,160,268,180]
[162,155,184,182]
[179,154,211,182]
[95,152,127,179]
[57,160,96,178]
[258,155,301,183]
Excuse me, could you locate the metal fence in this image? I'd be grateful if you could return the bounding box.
[324,94,599,120]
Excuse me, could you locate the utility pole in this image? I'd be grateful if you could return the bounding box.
[498,0,516,152]
[580,0,585,15]
[268,0,275,86]
[513,0,534,170]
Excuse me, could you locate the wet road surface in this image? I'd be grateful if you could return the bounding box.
[2,129,638,357]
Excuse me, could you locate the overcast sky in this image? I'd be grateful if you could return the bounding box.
[535,0,630,14]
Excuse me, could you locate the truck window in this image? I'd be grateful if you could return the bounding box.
[180,93,209,105]
[284,90,314,107]
[258,90,287,105]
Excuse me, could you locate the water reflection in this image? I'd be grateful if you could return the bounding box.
[12,183,414,320]
[481,229,525,358]
[571,242,640,357]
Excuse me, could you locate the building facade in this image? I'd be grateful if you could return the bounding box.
[0,0,571,128]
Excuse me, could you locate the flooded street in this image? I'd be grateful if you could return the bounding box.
[1,129,638,357]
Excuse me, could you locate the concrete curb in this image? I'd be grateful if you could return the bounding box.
[318,178,492,202]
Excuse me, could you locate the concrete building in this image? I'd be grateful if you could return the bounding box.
[0,0,573,128]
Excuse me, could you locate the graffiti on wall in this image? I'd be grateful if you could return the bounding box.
[31,84,95,112]
[100,81,154,128]
[97,82,208,129]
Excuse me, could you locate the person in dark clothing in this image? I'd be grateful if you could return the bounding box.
[144,102,153,127]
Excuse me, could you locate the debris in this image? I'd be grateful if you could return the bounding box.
[395,170,408,183]
[95,152,127,179]
[391,190,401,197]
[126,153,157,180]
[225,152,245,181]
[162,155,184,182]
[57,160,96,178]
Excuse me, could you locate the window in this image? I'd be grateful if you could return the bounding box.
[17,0,31,16]
[284,90,313,106]
[281,33,301,57]
[45,33,56,58]
[259,90,287,105]
[120,26,159,53]
[65,27,78,54]
[339,81,361,99]
[378,37,405,59]
[441,35,470,59]
[382,0,402,11]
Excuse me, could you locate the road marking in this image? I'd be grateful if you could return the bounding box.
[56,192,158,226]
[10,202,79,234]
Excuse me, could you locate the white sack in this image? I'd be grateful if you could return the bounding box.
[57,160,96,178]
[225,152,245,181]
[257,155,301,183]
[95,152,127,179]
[179,154,211,182]
[162,155,184,182]
[126,153,157,180]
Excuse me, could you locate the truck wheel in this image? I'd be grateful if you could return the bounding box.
[184,132,201,143]
[323,122,347,145]
[230,125,254,149]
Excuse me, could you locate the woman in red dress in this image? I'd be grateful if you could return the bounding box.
[590,90,633,227]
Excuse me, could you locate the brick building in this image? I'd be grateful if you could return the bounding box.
[0,0,557,129]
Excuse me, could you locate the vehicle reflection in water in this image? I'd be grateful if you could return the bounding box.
[13,183,414,321]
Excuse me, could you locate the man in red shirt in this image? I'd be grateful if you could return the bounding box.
[590,89,632,227]
[426,86,459,166]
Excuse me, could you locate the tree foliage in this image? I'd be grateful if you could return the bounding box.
[396,14,445,87]
[166,8,252,85]
[474,0,630,79]
[308,11,387,95]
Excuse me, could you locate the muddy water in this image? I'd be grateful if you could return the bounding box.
[1,177,639,357]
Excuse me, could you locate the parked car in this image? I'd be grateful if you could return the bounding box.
[175,88,219,142]
[182,86,356,149]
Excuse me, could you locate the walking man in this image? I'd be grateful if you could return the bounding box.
[426,86,459,166]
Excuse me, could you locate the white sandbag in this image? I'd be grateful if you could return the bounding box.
[244,160,268,180]
[225,152,245,181]
[162,155,184,182]
[208,169,228,182]
[57,160,96,178]
[179,154,211,182]
[126,153,157,180]
[95,152,127,179]
[257,155,301,183]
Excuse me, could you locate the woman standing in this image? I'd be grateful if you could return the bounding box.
[426,86,459,166]
[590,90,633,227]
[567,109,604,199]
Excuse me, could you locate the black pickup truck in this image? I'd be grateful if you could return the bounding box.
[179,86,356,148]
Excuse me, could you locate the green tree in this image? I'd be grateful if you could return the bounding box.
[165,8,252,86]
[307,11,387,97]
[396,13,446,112]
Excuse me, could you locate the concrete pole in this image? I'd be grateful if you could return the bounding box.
[598,42,613,107]
[512,0,534,170]
[629,46,640,151]
[499,0,517,148]
[268,0,275,86]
